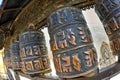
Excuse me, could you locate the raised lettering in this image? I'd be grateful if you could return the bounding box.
[103,0,116,11]
[25,46,33,56]
[71,9,84,22]
[39,58,44,69]
[77,27,91,43]
[43,57,49,68]
[84,49,97,67]
[104,24,112,35]
[40,45,46,55]
[21,62,26,71]
[51,36,58,51]
[110,39,120,52]
[99,4,109,17]
[20,48,26,58]
[54,55,62,72]
[58,9,68,24]
[25,61,34,71]
[33,45,41,56]
[66,28,76,46]
[50,12,59,27]
[72,54,81,71]
[114,39,120,51]
[34,60,41,70]
[110,41,115,52]
[62,56,72,72]
[57,31,68,48]
[115,13,120,27]
[108,18,119,31]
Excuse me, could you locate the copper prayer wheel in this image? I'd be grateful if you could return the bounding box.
[10,41,21,70]
[4,50,12,68]
[0,30,5,49]
[95,0,120,58]
[47,7,98,78]
[19,28,51,74]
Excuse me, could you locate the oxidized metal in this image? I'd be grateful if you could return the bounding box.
[4,0,96,50]
[19,28,51,74]
[47,7,98,78]
[95,0,120,57]
[10,41,21,70]
[3,50,11,68]
[0,30,5,49]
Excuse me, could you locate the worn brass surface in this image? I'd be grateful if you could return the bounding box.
[47,7,98,78]
[4,0,95,49]
[95,0,120,60]
[10,41,21,70]
[19,29,51,74]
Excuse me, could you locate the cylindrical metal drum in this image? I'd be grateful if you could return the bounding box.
[19,29,51,74]
[10,41,21,70]
[4,50,11,68]
[0,31,5,49]
[95,0,120,57]
[47,7,98,78]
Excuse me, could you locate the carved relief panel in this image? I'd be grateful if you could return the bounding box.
[48,7,98,78]
[19,28,51,74]
[95,0,120,58]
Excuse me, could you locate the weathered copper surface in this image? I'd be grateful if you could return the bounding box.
[2,0,120,79]
[48,7,98,78]
[4,0,95,49]
[10,41,21,70]
[0,30,5,49]
[4,50,11,68]
[95,0,120,59]
[16,63,120,80]
[19,29,51,74]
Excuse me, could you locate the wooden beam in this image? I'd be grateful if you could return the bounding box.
[0,0,8,16]
[0,23,11,35]
[4,0,96,49]
[2,7,23,13]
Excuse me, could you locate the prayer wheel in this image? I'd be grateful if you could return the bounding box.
[10,41,21,70]
[47,7,98,78]
[19,29,51,74]
[0,32,5,49]
[4,50,11,68]
[95,0,120,57]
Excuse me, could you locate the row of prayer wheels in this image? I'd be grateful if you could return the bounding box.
[3,0,120,78]
[95,0,120,60]
[4,29,51,74]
